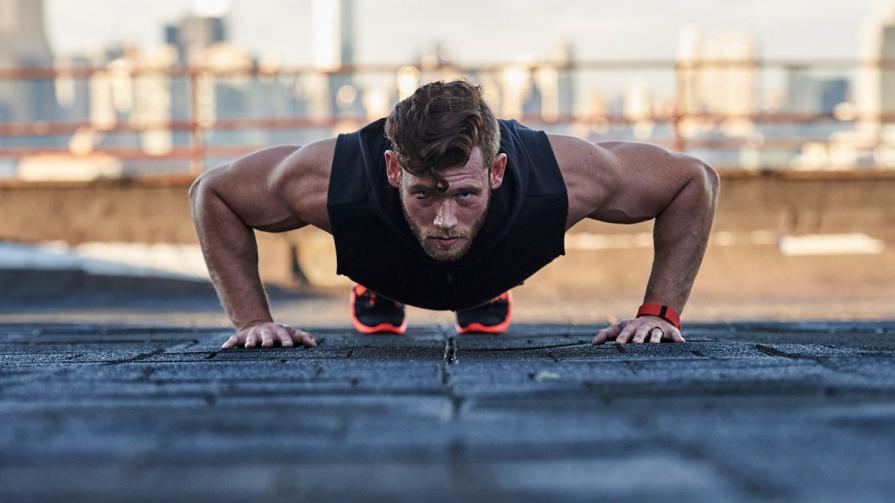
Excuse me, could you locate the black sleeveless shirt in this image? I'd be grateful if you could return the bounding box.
[327,117,568,311]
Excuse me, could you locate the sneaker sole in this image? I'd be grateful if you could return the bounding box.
[455,292,512,335]
[454,320,510,335]
[349,288,407,335]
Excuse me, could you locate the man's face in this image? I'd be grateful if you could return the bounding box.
[385,147,507,262]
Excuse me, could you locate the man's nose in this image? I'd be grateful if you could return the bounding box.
[433,200,457,229]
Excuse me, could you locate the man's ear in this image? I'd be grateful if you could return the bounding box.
[489,153,508,190]
[384,150,401,189]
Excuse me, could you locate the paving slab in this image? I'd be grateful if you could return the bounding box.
[1,321,894,502]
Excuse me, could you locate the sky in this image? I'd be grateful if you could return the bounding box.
[43,0,895,65]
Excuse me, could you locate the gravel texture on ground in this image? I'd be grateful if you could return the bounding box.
[1,321,894,502]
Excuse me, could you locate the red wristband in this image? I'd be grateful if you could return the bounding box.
[636,303,682,331]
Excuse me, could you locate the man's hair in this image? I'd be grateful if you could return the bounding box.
[384,79,500,192]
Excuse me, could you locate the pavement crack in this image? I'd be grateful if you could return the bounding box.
[444,334,458,365]
[140,367,156,382]
[446,385,464,420]
[436,324,463,420]
[345,348,354,359]
[464,341,590,353]
[105,348,165,365]
[754,344,796,359]
[439,364,451,386]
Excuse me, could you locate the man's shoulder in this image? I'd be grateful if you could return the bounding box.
[543,134,622,228]
[545,134,616,175]
[265,138,338,232]
[274,137,338,184]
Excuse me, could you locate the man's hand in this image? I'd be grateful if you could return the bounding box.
[221,322,317,349]
[592,316,685,345]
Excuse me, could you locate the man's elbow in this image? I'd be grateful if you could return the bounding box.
[188,175,210,218]
[188,175,203,205]
[700,162,720,204]
[685,157,720,201]
[188,165,226,209]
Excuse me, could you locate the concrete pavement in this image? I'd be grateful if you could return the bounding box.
[1,320,894,501]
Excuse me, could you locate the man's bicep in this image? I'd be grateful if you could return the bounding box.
[587,141,704,224]
[551,135,655,225]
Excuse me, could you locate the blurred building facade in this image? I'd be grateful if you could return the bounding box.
[677,28,758,132]
[0,0,56,124]
[4,2,895,178]
[310,0,363,122]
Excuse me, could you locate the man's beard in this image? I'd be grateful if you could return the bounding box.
[400,192,490,262]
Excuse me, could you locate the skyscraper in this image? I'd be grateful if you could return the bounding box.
[677,29,757,118]
[311,0,361,121]
[857,9,895,138]
[850,8,895,166]
[676,27,758,138]
[785,73,849,114]
[165,15,227,65]
[529,41,576,125]
[165,11,231,129]
[0,0,56,123]
[312,0,353,71]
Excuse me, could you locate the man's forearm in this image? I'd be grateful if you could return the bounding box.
[190,182,274,330]
[643,165,720,315]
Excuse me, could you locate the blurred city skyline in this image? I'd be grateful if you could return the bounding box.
[7,0,895,179]
[43,0,895,65]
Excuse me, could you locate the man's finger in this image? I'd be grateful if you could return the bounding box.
[222,334,239,349]
[671,329,686,343]
[273,326,293,347]
[301,330,318,348]
[244,329,260,348]
[260,328,275,348]
[616,324,637,344]
[649,327,662,343]
[288,327,317,348]
[592,324,621,345]
[632,325,650,343]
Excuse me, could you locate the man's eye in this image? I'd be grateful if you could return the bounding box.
[457,192,474,199]
[414,192,431,199]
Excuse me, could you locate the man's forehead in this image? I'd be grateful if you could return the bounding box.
[464,146,485,167]
[403,165,487,189]
[411,147,485,171]
[402,148,487,183]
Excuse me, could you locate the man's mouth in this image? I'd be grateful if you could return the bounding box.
[429,236,462,248]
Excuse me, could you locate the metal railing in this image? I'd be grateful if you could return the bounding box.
[0,58,891,180]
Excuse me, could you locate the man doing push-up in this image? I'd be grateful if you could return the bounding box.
[189,80,720,349]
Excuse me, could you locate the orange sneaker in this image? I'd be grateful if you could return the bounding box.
[455,291,512,335]
[350,284,407,335]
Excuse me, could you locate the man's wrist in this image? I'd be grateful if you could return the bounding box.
[636,303,682,331]
[236,318,274,331]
